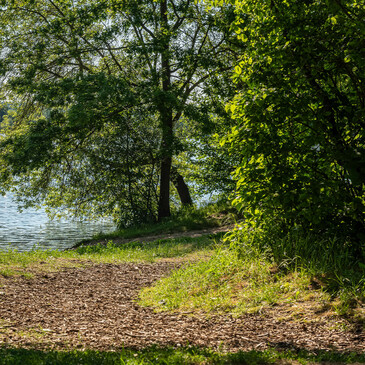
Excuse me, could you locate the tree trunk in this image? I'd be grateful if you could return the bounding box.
[158,153,172,220]
[171,166,193,206]
[157,0,173,221]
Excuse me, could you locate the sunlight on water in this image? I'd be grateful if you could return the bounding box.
[0,194,115,251]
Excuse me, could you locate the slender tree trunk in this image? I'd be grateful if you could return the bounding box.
[171,166,193,206]
[158,0,173,221]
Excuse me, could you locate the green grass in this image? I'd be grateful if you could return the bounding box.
[77,201,239,246]
[139,244,324,314]
[234,224,365,316]
[139,226,365,320]
[0,346,364,365]
[73,235,220,263]
[0,234,220,279]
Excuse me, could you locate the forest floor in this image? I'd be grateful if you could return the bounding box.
[0,226,364,364]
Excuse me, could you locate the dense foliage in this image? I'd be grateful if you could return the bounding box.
[225,0,365,257]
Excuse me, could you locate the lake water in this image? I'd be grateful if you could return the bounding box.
[0,194,116,251]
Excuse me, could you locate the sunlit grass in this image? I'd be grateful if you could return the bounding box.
[0,234,219,280]
[73,235,219,264]
[0,249,80,280]
[139,245,326,315]
[0,345,364,365]
[138,227,365,321]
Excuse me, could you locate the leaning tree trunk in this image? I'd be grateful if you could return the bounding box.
[171,166,193,206]
[157,0,173,221]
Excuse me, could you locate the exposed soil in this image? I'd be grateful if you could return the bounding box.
[0,261,364,353]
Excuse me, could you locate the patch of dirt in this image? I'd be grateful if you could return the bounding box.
[71,225,235,249]
[0,262,364,353]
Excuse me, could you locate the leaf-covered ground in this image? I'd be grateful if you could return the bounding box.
[0,261,364,354]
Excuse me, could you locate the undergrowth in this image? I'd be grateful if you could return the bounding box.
[235,224,365,314]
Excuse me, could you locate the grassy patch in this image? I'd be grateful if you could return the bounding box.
[0,249,87,280]
[139,245,326,314]
[73,234,219,264]
[0,346,364,365]
[232,225,365,318]
[139,226,365,321]
[0,234,219,279]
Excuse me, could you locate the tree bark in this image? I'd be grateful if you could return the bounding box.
[171,166,193,206]
[157,0,173,221]
[158,153,172,220]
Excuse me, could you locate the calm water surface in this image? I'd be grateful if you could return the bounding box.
[0,194,115,251]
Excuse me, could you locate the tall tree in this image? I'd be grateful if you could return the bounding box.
[0,0,235,223]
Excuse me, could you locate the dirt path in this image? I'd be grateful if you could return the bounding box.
[0,261,364,353]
